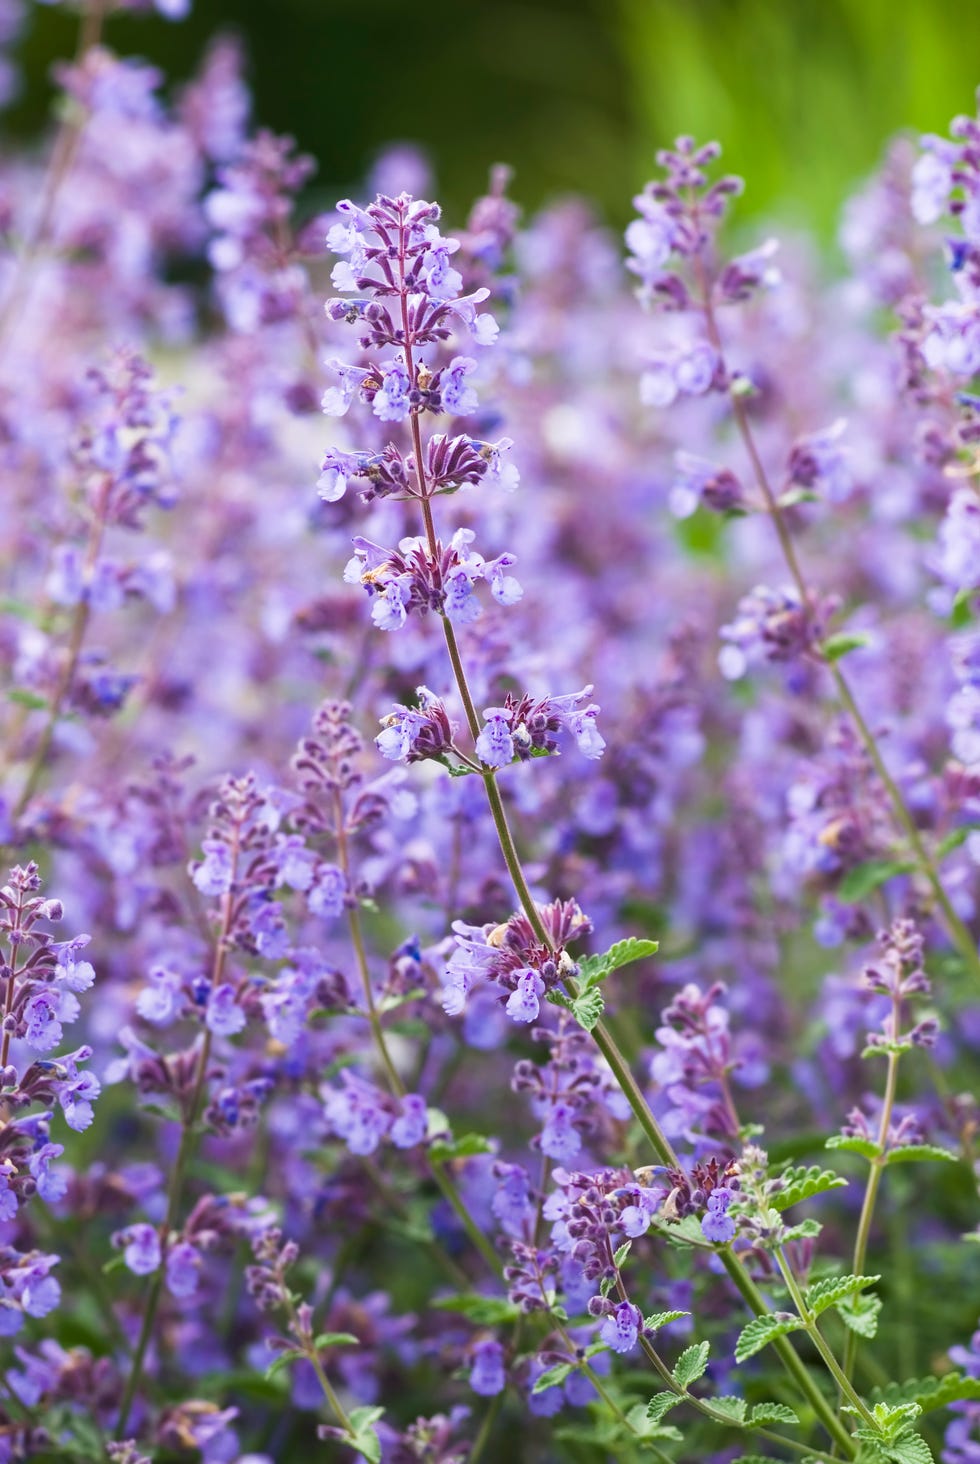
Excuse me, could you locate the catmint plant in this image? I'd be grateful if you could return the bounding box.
[3,2,980,1459]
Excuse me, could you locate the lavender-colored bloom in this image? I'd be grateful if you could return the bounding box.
[701,1187,736,1243]
[23,993,63,1051]
[390,1094,427,1149]
[119,1224,162,1276]
[29,1144,67,1204]
[136,966,185,1024]
[373,360,411,422]
[166,1241,200,1298]
[192,838,234,896]
[441,356,478,416]
[476,708,514,768]
[206,983,246,1037]
[599,1301,642,1354]
[469,1339,506,1396]
[538,1100,582,1160]
[505,967,545,1024]
[308,864,347,918]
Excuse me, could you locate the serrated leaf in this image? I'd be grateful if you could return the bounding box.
[613,1240,632,1268]
[673,1340,710,1389]
[852,1401,922,1439]
[782,1217,823,1241]
[839,1291,882,1339]
[827,1134,882,1160]
[428,1132,493,1161]
[533,1362,573,1393]
[434,1295,520,1326]
[748,1402,800,1427]
[806,1273,880,1319]
[709,1395,748,1424]
[570,988,605,1031]
[770,1164,848,1211]
[577,937,660,990]
[883,1144,958,1166]
[625,1402,684,1440]
[646,1391,682,1423]
[871,1373,980,1415]
[265,1348,305,1379]
[734,1313,805,1363]
[645,1309,690,1331]
[822,631,872,662]
[883,1432,934,1464]
[313,1331,359,1349]
[837,859,914,904]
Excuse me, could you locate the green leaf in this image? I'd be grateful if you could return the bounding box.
[428,1132,493,1161]
[826,1134,882,1160]
[265,1348,305,1379]
[645,1309,690,1331]
[351,1427,382,1464]
[805,1273,880,1319]
[734,1312,805,1363]
[349,1407,385,1432]
[935,823,980,858]
[871,1373,980,1415]
[822,631,872,662]
[576,937,660,990]
[673,1340,710,1389]
[837,860,914,904]
[7,688,49,710]
[839,1291,882,1339]
[709,1395,748,1424]
[613,1240,632,1268]
[770,1164,848,1211]
[883,1144,958,1166]
[570,988,605,1031]
[951,586,978,629]
[533,1362,573,1393]
[733,1456,774,1464]
[313,1332,359,1349]
[434,1294,520,1326]
[645,1391,682,1424]
[884,1433,934,1464]
[781,1217,823,1241]
[850,1401,922,1440]
[748,1402,801,1427]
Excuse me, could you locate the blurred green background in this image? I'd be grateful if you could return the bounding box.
[8,0,980,233]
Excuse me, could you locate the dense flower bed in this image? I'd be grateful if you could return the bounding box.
[2,5,980,1462]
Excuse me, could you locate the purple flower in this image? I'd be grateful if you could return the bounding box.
[192,839,234,897]
[373,360,411,422]
[390,1094,427,1149]
[476,708,515,768]
[469,1339,506,1396]
[118,1223,162,1276]
[308,864,347,918]
[29,1144,67,1204]
[701,1187,736,1244]
[136,966,185,1025]
[505,968,545,1024]
[23,993,63,1051]
[206,983,246,1037]
[441,356,478,416]
[166,1241,200,1298]
[599,1301,642,1354]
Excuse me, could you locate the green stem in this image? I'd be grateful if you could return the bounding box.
[774,1248,876,1432]
[841,1017,901,1388]
[720,1249,856,1456]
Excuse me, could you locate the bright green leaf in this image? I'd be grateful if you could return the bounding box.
[748,1402,801,1427]
[883,1144,958,1166]
[673,1340,710,1389]
[837,860,914,904]
[645,1308,690,1331]
[770,1164,848,1211]
[646,1391,682,1424]
[734,1313,805,1363]
[822,631,872,662]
